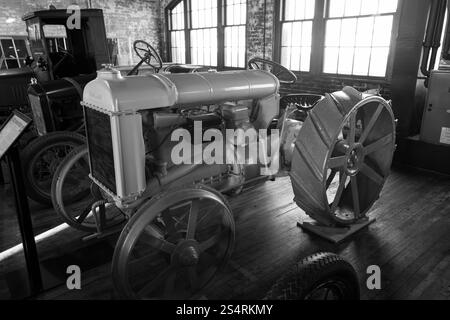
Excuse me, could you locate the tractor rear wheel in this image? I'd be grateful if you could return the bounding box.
[290,87,396,226]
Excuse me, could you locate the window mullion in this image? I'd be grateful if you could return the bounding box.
[184,0,191,64]
[218,0,225,69]
[311,0,325,75]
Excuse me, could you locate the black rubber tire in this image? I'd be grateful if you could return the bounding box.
[22,131,85,206]
[265,252,360,300]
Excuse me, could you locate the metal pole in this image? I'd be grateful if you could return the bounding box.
[6,146,43,296]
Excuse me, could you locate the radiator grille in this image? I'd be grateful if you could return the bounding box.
[84,107,117,194]
[29,94,48,135]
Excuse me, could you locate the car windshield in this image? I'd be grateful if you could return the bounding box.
[42,25,68,54]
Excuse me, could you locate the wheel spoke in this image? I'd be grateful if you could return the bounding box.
[359,104,384,144]
[188,266,199,290]
[348,112,357,145]
[143,226,176,254]
[330,172,347,212]
[361,163,384,185]
[351,176,360,217]
[329,156,347,169]
[76,205,92,223]
[199,233,221,253]
[186,200,200,240]
[138,266,174,297]
[363,133,393,156]
[326,170,337,189]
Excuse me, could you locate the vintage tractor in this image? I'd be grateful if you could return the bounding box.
[18,8,208,205]
[51,58,396,299]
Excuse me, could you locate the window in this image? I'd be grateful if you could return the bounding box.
[42,25,68,54]
[323,0,398,77]
[0,38,30,70]
[169,1,186,63]
[280,0,315,72]
[166,0,247,68]
[224,0,246,68]
[190,0,218,66]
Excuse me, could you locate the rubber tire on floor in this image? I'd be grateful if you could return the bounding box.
[264,252,360,300]
[22,131,85,206]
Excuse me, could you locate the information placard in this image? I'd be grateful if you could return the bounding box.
[0,111,31,159]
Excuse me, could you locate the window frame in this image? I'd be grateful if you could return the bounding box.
[274,0,402,81]
[165,0,248,70]
[0,36,31,70]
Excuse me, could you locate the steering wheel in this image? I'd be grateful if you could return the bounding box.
[52,49,75,76]
[248,57,297,85]
[133,40,163,72]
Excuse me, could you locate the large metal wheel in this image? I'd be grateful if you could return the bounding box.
[112,185,235,299]
[51,145,126,232]
[22,131,85,205]
[290,87,396,226]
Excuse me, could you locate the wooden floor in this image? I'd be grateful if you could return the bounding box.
[0,164,449,300]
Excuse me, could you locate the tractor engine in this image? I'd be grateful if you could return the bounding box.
[81,66,280,203]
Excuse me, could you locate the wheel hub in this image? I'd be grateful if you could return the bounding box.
[345,143,364,176]
[172,240,200,267]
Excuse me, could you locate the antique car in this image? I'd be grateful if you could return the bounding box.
[51,57,396,299]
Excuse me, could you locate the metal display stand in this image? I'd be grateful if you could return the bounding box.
[297,218,375,244]
[0,111,43,296]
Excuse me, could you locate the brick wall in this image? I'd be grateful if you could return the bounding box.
[0,0,161,66]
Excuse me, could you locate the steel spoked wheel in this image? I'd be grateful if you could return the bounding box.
[291,87,396,226]
[51,145,125,232]
[112,185,235,300]
[22,132,85,205]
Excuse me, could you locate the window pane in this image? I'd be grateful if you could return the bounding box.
[355,17,374,47]
[191,28,217,66]
[294,0,306,20]
[192,0,217,28]
[281,47,291,68]
[340,18,357,47]
[1,39,16,58]
[282,23,292,46]
[353,47,371,75]
[338,47,354,74]
[290,47,301,70]
[291,22,302,47]
[300,46,311,72]
[378,0,398,13]
[369,47,389,76]
[329,0,345,18]
[325,20,341,47]
[301,21,312,47]
[285,0,295,20]
[224,25,246,68]
[345,0,361,16]
[324,47,339,73]
[360,0,379,15]
[372,15,393,46]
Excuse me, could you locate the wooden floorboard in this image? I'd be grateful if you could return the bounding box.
[0,165,449,300]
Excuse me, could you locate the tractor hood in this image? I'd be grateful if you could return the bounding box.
[82,67,280,113]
